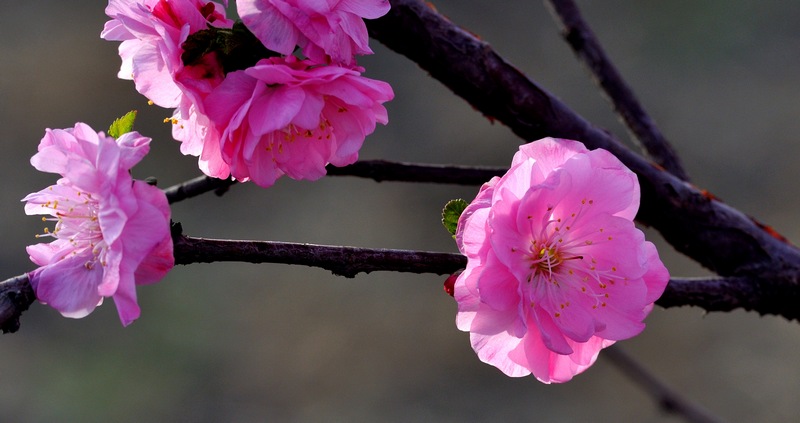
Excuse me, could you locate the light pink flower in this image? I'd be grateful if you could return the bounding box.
[454,138,669,383]
[23,123,174,326]
[237,0,390,65]
[101,0,232,108]
[202,56,393,187]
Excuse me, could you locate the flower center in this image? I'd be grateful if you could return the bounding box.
[37,188,108,268]
[264,120,335,155]
[536,246,562,274]
[528,241,582,281]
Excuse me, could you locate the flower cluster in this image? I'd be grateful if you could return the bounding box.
[103,0,393,187]
[453,138,669,383]
[23,123,174,326]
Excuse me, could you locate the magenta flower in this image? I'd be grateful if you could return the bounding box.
[23,123,174,326]
[454,138,669,383]
[103,0,235,177]
[237,0,390,65]
[101,0,232,108]
[202,56,393,187]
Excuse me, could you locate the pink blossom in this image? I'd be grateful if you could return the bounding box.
[23,123,174,326]
[237,0,390,65]
[202,56,393,187]
[169,101,232,179]
[169,51,232,179]
[101,0,232,108]
[454,138,669,383]
[103,0,234,177]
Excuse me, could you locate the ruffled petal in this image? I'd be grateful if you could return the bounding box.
[452,137,668,381]
[30,252,105,319]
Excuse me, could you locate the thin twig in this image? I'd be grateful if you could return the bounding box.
[544,0,689,181]
[163,175,237,204]
[605,347,728,423]
[325,160,506,185]
[163,161,507,204]
[367,0,800,295]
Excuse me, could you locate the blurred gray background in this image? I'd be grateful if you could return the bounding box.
[2,1,800,421]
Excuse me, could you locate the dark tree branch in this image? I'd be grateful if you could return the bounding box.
[0,274,35,333]
[544,0,690,181]
[656,276,800,318]
[173,235,465,277]
[163,175,237,204]
[2,233,797,333]
[605,347,727,423]
[366,0,800,294]
[171,237,800,323]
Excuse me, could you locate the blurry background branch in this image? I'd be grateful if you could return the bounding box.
[366,0,800,303]
[544,0,689,181]
[605,347,726,423]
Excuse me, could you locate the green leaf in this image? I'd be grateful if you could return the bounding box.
[108,110,138,139]
[442,199,468,238]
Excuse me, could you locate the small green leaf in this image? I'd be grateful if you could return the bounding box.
[108,110,138,139]
[442,199,468,238]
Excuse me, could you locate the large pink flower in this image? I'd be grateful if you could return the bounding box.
[237,0,390,65]
[202,56,393,187]
[23,123,174,326]
[454,138,669,383]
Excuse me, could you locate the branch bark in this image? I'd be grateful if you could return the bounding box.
[163,175,236,203]
[0,274,35,333]
[170,239,800,320]
[366,0,800,293]
[325,160,506,185]
[173,235,466,278]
